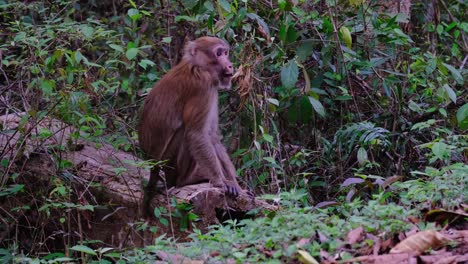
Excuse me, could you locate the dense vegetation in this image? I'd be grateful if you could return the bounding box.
[0,0,466,263]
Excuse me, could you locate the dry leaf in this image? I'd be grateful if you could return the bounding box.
[297,250,319,264]
[346,226,364,244]
[390,230,452,256]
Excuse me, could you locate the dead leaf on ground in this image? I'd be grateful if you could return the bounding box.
[343,253,413,264]
[390,230,453,256]
[297,250,319,264]
[381,175,404,189]
[346,226,364,244]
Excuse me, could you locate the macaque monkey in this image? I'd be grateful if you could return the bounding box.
[138,37,242,215]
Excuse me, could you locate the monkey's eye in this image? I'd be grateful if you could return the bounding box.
[216,48,224,57]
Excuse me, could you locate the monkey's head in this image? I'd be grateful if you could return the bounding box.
[183,36,234,90]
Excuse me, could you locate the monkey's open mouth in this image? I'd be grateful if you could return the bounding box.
[223,72,233,78]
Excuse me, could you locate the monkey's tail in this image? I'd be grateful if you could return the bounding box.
[142,167,162,217]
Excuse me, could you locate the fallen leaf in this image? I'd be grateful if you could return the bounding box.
[297,250,319,264]
[343,253,413,264]
[297,238,311,247]
[346,226,364,244]
[390,230,452,256]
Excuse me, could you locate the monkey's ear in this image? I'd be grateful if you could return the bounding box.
[184,41,197,57]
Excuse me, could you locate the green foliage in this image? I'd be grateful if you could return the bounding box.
[0,0,467,261]
[394,163,468,210]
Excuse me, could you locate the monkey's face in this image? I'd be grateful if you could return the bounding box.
[211,44,234,90]
[184,37,235,90]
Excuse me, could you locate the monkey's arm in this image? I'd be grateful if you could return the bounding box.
[183,94,225,188]
[213,141,241,196]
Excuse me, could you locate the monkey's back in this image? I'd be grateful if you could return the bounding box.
[137,61,214,161]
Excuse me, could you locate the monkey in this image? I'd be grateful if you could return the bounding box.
[138,36,242,216]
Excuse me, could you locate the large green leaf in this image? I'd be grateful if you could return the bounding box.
[296,41,314,62]
[40,79,56,96]
[456,103,468,130]
[442,84,457,103]
[70,245,97,256]
[431,142,449,161]
[281,60,299,88]
[339,26,352,48]
[308,96,326,118]
[125,48,139,60]
[442,63,464,84]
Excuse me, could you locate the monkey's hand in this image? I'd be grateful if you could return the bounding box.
[223,183,240,198]
[212,181,240,198]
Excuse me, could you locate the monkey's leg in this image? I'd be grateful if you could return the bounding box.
[175,133,226,188]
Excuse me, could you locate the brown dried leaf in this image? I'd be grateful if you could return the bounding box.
[317,231,328,243]
[390,230,452,256]
[315,201,340,209]
[382,175,403,189]
[297,238,311,248]
[343,253,413,264]
[257,25,270,43]
[346,226,364,244]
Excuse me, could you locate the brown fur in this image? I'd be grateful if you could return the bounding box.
[138,37,241,215]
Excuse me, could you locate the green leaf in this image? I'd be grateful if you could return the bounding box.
[263,134,273,143]
[296,41,314,62]
[40,79,56,96]
[125,48,139,60]
[357,147,368,165]
[175,15,198,22]
[281,60,299,88]
[287,25,298,42]
[254,140,261,150]
[442,84,457,103]
[456,103,468,130]
[439,108,447,117]
[74,51,83,64]
[425,58,437,74]
[322,17,333,34]
[278,0,287,10]
[431,142,448,160]
[267,98,279,106]
[339,26,352,48]
[308,96,326,118]
[109,44,124,53]
[162,37,172,43]
[218,0,231,12]
[279,23,287,42]
[408,100,423,113]
[79,25,94,38]
[153,207,161,218]
[70,245,97,256]
[263,157,276,164]
[127,8,142,21]
[138,59,155,70]
[246,13,270,37]
[442,63,464,84]
[160,217,169,226]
